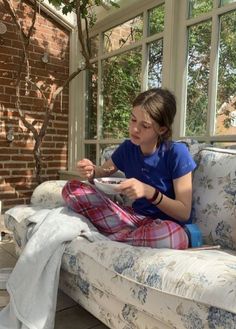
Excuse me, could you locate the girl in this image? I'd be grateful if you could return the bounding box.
[62,88,196,249]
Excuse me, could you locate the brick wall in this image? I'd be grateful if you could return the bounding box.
[0,1,70,211]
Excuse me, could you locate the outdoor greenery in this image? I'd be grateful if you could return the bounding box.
[217,10,236,129]
[5,0,235,175]
[186,0,236,136]
[85,4,165,145]
[186,20,211,136]
[102,48,142,139]
[86,0,236,147]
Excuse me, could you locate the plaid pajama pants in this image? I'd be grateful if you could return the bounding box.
[62,180,189,249]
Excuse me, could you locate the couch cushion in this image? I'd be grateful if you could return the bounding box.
[62,239,236,322]
[192,147,236,250]
[177,138,210,162]
[30,180,67,208]
[6,206,236,327]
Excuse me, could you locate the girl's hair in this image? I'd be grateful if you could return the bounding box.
[132,88,176,141]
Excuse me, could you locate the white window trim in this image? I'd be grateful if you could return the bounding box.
[67,0,236,174]
[68,0,180,172]
[176,0,236,144]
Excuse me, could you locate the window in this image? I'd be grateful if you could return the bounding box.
[68,0,236,171]
[83,1,165,165]
[178,0,236,145]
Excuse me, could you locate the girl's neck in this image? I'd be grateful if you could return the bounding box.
[140,141,160,156]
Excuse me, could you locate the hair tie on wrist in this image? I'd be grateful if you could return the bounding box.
[154,193,163,206]
[148,188,159,203]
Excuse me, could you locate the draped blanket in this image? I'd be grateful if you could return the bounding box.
[0,206,104,329]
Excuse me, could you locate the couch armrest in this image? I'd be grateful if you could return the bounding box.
[192,147,236,250]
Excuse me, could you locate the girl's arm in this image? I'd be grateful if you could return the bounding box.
[118,172,193,222]
[77,158,118,180]
[93,158,118,178]
[155,172,193,222]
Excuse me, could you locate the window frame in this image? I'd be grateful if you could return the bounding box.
[67,0,236,173]
[176,0,236,144]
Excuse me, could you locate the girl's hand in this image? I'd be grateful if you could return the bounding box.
[76,158,95,179]
[116,178,154,200]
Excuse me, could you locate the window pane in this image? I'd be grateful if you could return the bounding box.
[85,63,98,139]
[215,10,236,135]
[220,0,236,5]
[188,0,213,18]
[148,39,163,88]
[186,20,212,136]
[103,16,143,53]
[85,144,96,164]
[148,4,165,36]
[90,35,99,58]
[102,48,142,139]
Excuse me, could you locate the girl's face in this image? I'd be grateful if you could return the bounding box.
[129,105,166,154]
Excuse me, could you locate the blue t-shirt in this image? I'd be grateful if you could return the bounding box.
[111,140,196,224]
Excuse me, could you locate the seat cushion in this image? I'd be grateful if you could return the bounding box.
[192,147,236,250]
[30,180,67,208]
[5,205,236,328]
[62,238,236,319]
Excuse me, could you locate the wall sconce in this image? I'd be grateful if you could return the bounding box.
[0,21,7,45]
[41,52,49,64]
[6,124,14,143]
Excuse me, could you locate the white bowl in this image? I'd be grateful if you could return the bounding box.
[94,177,126,195]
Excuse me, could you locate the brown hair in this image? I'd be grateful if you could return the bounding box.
[132,88,176,141]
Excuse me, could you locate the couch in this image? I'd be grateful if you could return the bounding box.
[4,141,236,329]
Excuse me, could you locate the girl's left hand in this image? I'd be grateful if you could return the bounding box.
[116,178,152,200]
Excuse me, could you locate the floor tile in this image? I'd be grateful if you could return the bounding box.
[0,241,18,259]
[0,290,10,310]
[0,226,109,328]
[92,324,109,329]
[54,305,102,329]
[56,289,77,312]
[0,245,17,268]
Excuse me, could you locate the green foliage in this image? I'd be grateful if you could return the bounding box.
[48,0,236,138]
[148,3,164,36]
[218,11,236,104]
[186,2,236,135]
[102,48,142,138]
[186,20,211,136]
[188,0,213,18]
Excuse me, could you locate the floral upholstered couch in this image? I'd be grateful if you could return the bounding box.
[4,141,236,329]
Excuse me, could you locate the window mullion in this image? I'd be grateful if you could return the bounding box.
[141,8,148,91]
[207,9,220,138]
[70,28,84,170]
[162,0,179,91]
[96,31,103,165]
[171,0,188,139]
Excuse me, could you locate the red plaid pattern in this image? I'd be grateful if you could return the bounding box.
[62,180,188,249]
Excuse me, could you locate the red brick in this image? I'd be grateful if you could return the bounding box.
[4,163,26,168]
[0,0,69,208]
[0,170,10,176]
[0,156,11,161]
[0,185,14,192]
[11,170,34,176]
[11,155,34,161]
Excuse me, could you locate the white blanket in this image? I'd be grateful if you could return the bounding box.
[0,206,105,329]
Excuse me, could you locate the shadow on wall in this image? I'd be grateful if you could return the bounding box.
[0,0,70,211]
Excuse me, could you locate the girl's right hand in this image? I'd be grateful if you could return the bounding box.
[76,158,95,179]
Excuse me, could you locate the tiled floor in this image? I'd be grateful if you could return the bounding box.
[0,219,108,329]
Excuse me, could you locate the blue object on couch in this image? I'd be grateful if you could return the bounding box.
[184,223,203,248]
